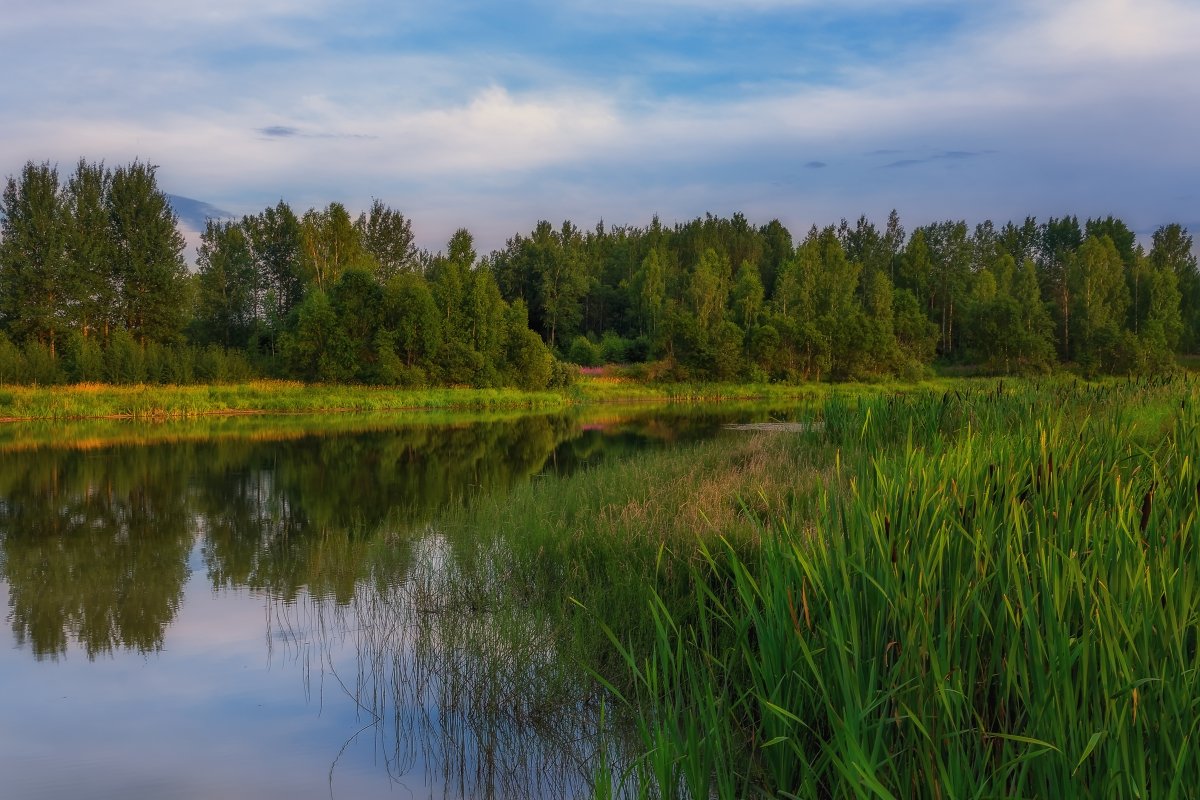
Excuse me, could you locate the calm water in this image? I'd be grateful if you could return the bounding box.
[0,405,801,799]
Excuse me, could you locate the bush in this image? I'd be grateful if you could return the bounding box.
[599,331,631,363]
[0,334,25,384]
[103,329,146,384]
[62,331,105,383]
[625,335,653,363]
[144,342,195,384]
[196,345,230,382]
[506,327,554,390]
[567,335,602,366]
[548,359,579,388]
[22,340,64,385]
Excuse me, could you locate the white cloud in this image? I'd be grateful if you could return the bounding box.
[2,0,1198,253]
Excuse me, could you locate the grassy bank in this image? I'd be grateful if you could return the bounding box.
[439,375,1199,798]
[0,380,572,421]
[0,375,970,422]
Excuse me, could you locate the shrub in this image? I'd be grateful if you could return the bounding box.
[62,331,105,383]
[567,335,602,367]
[599,331,631,363]
[22,340,64,385]
[103,329,146,384]
[0,333,25,384]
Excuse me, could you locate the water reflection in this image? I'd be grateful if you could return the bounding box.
[0,404,798,797]
[269,533,609,799]
[0,447,193,658]
[1,415,579,658]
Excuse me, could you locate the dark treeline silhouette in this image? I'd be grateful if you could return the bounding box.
[2,158,1197,385]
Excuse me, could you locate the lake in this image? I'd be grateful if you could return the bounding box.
[0,404,801,799]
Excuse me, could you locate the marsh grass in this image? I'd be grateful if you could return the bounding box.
[604,375,1200,798]
[439,429,828,690]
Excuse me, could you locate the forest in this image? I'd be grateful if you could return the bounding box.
[1,158,1197,388]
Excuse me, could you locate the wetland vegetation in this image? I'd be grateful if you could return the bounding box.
[0,378,1197,797]
[417,377,1200,797]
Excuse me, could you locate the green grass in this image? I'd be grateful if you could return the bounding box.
[431,374,1200,798]
[437,429,823,675]
[603,375,1200,798]
[0,374,983,422]
[0,380,570,421]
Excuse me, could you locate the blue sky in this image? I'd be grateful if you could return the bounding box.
[2,0,1198,253]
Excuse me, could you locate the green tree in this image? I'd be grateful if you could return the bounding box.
[330,269,385,380]
[300,202,371,290]
[1068,235,1130,373]
[107,161,188,344]
[893,288,937,370]
[383,272,442,370]
[1038,216,1083,358]
[244,201,306,331]
[687,247,730,333]
[195,220,257,347]
[430,228,476,341]
[998,216,1040,268]
[757,219,793,297]
[281,289,354,382]
[535,221,589,349]
[63,159,114,340]
[897,228,933,318]
[630,247,667,343]
[1011,258,1056,371]
[858,267,901,372]
[0,161,68,355]
[730,260,765,331]
[502,299,553,389]
[465,267,507,382]
[429,229,485,384]
[1149,224,1198,351]
[1138,255,1183,371]
[923,220,971,358]
[356,199,416,280]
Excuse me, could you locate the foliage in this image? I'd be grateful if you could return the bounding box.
[480,378,1200,798]
[3,156,1199,387]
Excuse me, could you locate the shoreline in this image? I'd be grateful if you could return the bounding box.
[0,375,992,424]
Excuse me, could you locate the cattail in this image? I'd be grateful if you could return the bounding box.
[801,579,811,631]
[1140,484,1155,534]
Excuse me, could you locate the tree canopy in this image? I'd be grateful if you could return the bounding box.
[1,157,1197,386]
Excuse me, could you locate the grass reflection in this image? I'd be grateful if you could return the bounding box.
[267,528,614,799]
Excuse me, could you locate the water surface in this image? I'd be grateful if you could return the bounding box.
[0,404,804,798]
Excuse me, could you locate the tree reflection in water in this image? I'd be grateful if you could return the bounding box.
[0,406,751,795]
[0,415,571,658]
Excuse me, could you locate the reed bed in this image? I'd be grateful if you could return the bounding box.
[605,376,1200,798]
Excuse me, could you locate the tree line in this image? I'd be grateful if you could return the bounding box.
[491,212,1196,380]
[1,158,1197,386]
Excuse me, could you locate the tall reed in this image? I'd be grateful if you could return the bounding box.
[608,378,1200,798]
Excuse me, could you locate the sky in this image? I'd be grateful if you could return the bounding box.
[2,0,1198,255]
